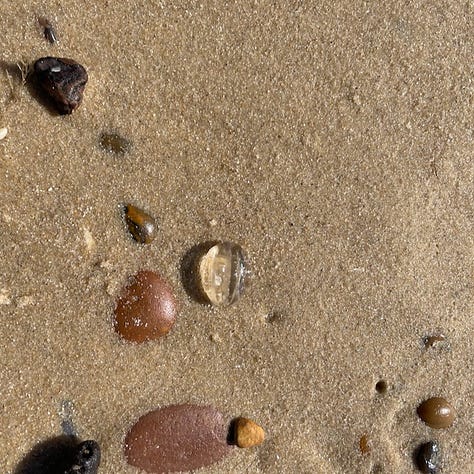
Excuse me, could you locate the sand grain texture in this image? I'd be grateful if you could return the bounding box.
[0,1,473,473]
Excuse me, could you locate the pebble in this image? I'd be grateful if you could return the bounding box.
[123,204,156,244]
[0,127,7,140]
[38,17,58,44]
[65,440,101,474]
[234,417,265,448]
[417,397,455,429]
[114,270,177,342]
[99,132,131,154]
[416,440,441,474]
[33,57,88,114]
[124,404,232,473]
[198,241,245,305]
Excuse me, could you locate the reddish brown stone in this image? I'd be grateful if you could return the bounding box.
[417,397,455,429]
[124,404,232,473]
[114,271,177,343]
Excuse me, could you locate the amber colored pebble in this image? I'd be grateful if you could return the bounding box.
[33,57,87,114]
[359,434,371,455]
[417,397,455,429]
[234,417,265,448]
[114,271,177,342]
[99,132,131,154]
[124,204,156,244]
[124,404,232,473]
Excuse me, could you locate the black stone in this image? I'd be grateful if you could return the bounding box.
[416,441,441,474]
[65,440,101,474]
[33,57,88,114]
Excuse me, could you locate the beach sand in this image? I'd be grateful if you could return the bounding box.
[1,1,473,472]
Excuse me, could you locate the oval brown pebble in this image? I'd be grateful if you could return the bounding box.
[114,271,177,342]
[124,404,232,473]
[123,204,156,244]
[234,417,265,448]
[33,57,88,114]
[417,397,455,429]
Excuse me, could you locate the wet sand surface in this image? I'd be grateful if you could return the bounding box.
[1,1,473,472]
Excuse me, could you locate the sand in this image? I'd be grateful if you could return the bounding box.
[1,1,473,472]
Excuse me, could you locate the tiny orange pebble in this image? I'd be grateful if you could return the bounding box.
[234,417,265,448]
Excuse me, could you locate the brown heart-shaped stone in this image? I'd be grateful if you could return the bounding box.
[124,404,232,473]
[33,57,88,114]
[114,270,177,343]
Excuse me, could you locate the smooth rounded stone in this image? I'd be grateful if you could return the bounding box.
[123,204,156,244]
[417,397,455,429]
[99,132,131,154]
[234,417,265,448]
[124,404,232,473]
[198,241,245,305]
[114,271,177,343]
[33,57,88,114]
[65,440,101,474]
[416,441,441,474]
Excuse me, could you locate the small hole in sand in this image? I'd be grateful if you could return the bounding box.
[375,380,388,394]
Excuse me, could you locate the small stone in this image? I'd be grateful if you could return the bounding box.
[99,132,131,154]
[124,404,232,473]
[33,57,88,114]
[114,270,177,342]
[417,397,455,429]
[38,17,58,44]
[0,127,7,140]
[65,440,101,474]
[359,434,371,455]
[416,440,441,474]
[234,417,265,448]
[198,241,245,305]
[123,204,156,244]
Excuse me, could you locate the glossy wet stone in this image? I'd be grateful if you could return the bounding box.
[114,270,177,343]
[416,441,441,474]
[65,440,101,474]
[124,404,232,473]
[417,397,455,429]
[198,241,245,305]
[99,132,131,154]
[34,57,87,114]
[123,204,156,244]
[233,417,265,448]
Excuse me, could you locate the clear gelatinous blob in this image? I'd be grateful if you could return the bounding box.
[199,242,245,305]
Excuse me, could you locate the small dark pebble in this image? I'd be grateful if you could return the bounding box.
[64,440,101,474]
[99,132,131,154]
[124,204,156,244]
[38,17,58,44]
[33,57,88,114]
[416,441,441,474]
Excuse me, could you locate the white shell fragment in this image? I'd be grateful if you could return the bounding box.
[0,128,8,140]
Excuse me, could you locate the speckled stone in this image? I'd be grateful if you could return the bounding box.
[124,404,232,473]
[114,270,177,343]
